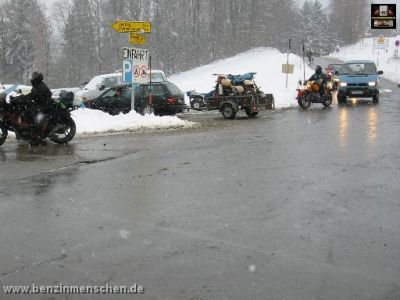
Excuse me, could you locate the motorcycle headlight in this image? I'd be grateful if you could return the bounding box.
[327,82,333,89]
[333,78,339,82]
[368,81,376,86]
[340,82,347,87]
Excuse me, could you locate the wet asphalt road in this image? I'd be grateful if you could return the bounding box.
[1,64,400,300]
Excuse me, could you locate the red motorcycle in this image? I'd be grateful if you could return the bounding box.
[296,80,333,109]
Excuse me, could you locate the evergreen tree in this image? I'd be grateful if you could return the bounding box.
[329,0,368,45]
[301,0,332,56]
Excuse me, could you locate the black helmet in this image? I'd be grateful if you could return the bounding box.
[315,65,322,74]
[30,71,43,83]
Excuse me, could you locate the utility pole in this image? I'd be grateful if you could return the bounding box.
[286,38,291,88]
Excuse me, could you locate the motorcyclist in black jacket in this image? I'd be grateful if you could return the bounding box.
[26,72,53,135]
[307,65,327,96]
[28,72,53,111]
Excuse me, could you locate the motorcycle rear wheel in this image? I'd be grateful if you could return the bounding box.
[0,126,8,146]
[50,117,76,144]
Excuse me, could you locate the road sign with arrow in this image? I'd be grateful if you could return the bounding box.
[111,21,151,33]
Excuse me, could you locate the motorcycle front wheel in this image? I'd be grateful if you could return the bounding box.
[298,94,311,109]
[50,117,76,144]
[0,125,8,146]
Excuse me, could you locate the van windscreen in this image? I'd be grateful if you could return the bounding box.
[340,63,377,75]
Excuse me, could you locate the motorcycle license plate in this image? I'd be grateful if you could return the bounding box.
[351,90,364,95]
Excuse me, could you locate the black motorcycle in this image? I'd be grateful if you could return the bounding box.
[0,91,76,146]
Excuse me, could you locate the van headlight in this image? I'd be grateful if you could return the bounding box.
[368,81,376,86]
[340,82,347,87]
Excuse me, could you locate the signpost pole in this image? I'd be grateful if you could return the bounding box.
[302,40,305,83]
[286,39,291,88]
[131,67,135,112]
[149,55,152,114]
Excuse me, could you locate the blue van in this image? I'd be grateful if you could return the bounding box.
[337,60,383,104]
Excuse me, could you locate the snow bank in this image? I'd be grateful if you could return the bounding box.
[169,47,313,108]
[71,109,195,134]
[330,36,400,83]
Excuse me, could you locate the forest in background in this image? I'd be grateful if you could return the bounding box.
[0,0,382,88]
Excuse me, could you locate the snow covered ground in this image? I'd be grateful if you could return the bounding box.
[71,109,195,135]
[170,47,313,108]
[330,36,400,83]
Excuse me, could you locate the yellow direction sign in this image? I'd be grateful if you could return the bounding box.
[111,21,151,33]
[129,33,146,45]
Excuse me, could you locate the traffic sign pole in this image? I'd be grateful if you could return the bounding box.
[131,81,135,113]
[149,55,152,114]
[286,39,291,88]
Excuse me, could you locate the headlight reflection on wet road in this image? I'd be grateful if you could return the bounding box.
[367,107,378,143]
[339,107,348,149]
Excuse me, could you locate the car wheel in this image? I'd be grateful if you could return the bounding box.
[109,110,120,116]
[372,95,379,104]
[338,95,347,104]
[141,106,152,115]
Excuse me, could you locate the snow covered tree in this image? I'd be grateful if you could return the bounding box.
[301,0,332,56]
[329,0,368,45]
[53,0,104,86]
